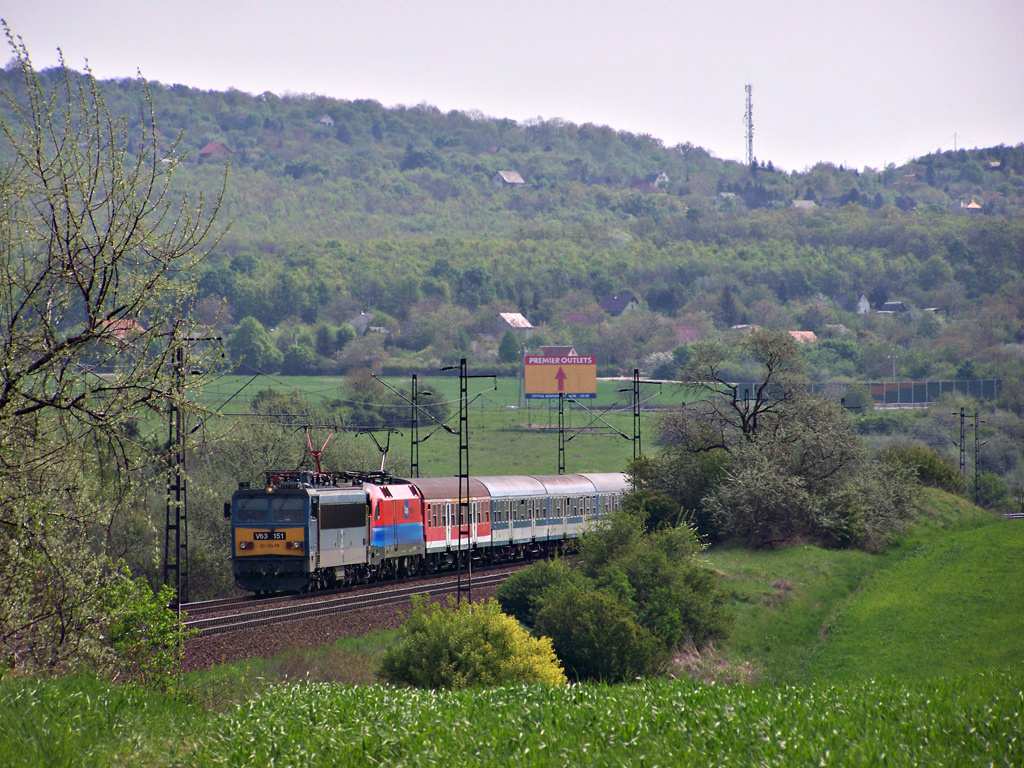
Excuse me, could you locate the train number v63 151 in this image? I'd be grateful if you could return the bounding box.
[253,531,287,541]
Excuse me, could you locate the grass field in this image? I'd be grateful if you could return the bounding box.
[3,489,1023,766]
[195,373,678,476]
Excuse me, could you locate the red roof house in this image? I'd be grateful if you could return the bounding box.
[198,142,232,164]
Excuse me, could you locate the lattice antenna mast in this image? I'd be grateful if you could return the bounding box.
[744,83,754,166]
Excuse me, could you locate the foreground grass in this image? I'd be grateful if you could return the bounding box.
[3,672,1021,766]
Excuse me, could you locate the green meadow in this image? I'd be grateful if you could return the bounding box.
[3,488,1023,766]
[196,373,679,476]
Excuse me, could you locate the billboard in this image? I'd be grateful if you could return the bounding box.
[524,354,597,399]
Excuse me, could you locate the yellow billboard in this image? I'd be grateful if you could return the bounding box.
[524,354,597,399]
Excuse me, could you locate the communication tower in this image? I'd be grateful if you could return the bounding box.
[744,83,754,166]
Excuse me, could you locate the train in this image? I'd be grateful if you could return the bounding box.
[225,469,629,593]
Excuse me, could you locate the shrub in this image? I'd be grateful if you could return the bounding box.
[533,587,666,682]
[881,443,966,496]
[621,488,681,531]
[578,515,732,652]
[376,596,566,690]
[102,571,195,691]
[495,558,588,628]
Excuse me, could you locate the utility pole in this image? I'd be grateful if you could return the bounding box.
[631,368,642,460]
[442,359,495,604]
[164,342,187,606]
[952,407,967,478]
[557,393,566,474]
[411,374,420,478]
[973,412,986,505]
[163,335,220,606]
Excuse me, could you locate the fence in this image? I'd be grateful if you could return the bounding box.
[864,379,1002,405]
[729,380,1003,406]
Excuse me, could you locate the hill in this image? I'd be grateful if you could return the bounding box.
[3,67,1022,390]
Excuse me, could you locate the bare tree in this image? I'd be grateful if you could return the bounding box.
[0,26,224,477]
[658,328,807,454]
[0,25,224,671]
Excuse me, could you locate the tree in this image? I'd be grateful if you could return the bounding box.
[653,329,915,549]
[498,329,521,364]
[281,343,320,375]
[227,316,282,372]
[659,329,808,454]
[0,28,222,673]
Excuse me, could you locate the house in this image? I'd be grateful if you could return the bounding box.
[599,293,639,317]
[791,199,817,209]
[961,199,983,213]
[629,170,669,191]
[673,326,703,344]
[788,331,818,344]
[498,312,533,331]
[317,115,334,127]
[198,141,232,164]
[98,318,145,342]
[856,294,871,315]
[878,301,909,314]
[492,170,525,186]
[350,312,375,334]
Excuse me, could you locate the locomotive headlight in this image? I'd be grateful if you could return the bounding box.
[239,541,253,550]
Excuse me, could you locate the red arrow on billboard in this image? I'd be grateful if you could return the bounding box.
[555,367,567,392]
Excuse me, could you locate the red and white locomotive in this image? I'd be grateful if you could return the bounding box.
[226,469,627,593]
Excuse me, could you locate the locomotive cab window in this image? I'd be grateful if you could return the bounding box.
[270,496,305,523]
[235,498,269,522]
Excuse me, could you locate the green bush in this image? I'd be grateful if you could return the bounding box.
[881,443,967,496]
[621,488,681,531]
[376,596,566,690]
[533,587,666,682]
[102,571,196,691]
[495,558,588,628]
[588,524,733,650]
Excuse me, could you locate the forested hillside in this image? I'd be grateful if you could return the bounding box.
[2,66,1022,386]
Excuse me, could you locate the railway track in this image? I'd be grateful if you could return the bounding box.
[184,571,513,636]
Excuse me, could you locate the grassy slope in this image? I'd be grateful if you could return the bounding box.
[704,487,1018,684]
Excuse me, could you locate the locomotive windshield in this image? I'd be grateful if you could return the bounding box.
[234,495,307,523]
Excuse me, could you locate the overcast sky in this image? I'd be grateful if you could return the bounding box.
[4,1,1022,171]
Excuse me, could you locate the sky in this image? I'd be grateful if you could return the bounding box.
[3,1,1022,172]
